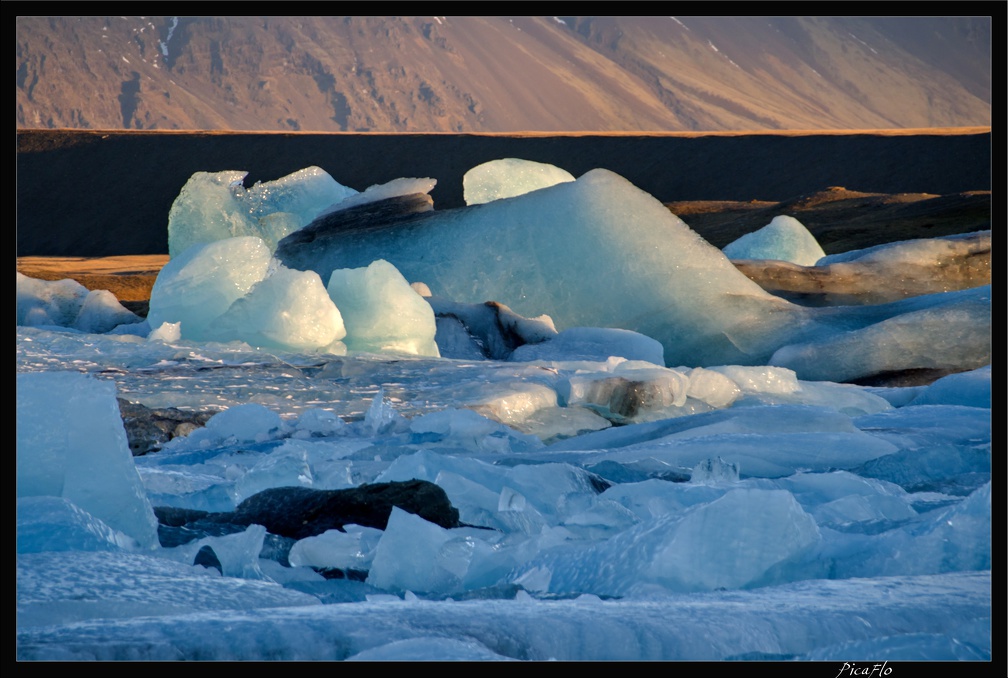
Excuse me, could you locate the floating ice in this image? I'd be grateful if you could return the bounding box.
[317,177,437,218]
[15,332,992,658]
[17,273,89,327]
[288,524,383,572]
[463,158,575,205]
[206,264,347,354]
[723,215,826,265]
[165,524,271,580]
[293,408,348,438]
[777,471,918,533]
[278,168,812,368]
[277,168,990,381]
[558,360,690,424]
[366,507,469,594]
[509,327,664,365]
[327,259,438,357]
[514,487,821,596]
[409,408,528,450]
[347,637,517,661]
[200,403,285,444]
[819,230,991,266]
[429,297,557,360]
[16,371,159,550]
[148,236,273,341]
[148,320,181,342]
[17,496,137,553]
[681,366,742,409]
[168,167,356,255]
[14,155,992,660]
[770,286,992,382]
[690,456,740,484]
[547,402,901,480]
[908,365,991,408]
[16,273,140,333]
[364,388,409,435]
[735,230,991,306]
[16,550,321,630]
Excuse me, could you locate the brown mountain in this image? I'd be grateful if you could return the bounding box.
[16,16,991,132]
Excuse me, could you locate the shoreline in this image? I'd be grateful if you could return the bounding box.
[16,125,991,140]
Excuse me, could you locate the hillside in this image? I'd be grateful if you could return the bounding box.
[16,16,992,132]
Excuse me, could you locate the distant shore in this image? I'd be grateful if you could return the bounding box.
[16,128,991,257]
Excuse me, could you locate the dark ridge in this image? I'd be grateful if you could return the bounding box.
[15,129,992,257]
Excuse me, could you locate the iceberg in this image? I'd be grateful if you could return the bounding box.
[463,157,576,205]
[723,215,826,265]
[278,168,814,368]
[206,264,347,354]
[168,167,357,256]
[17,273,140,333]
[327,259,439,357]
[148,236,274,341]
[16,371,160,550]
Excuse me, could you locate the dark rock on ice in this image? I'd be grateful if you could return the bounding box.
[154,479,462,544]
[153,506,253,548]
[315,567,369,582]
[155,506,215,528]
[232,480,461,539]
[193,545,223,574]
[117,398,215,456]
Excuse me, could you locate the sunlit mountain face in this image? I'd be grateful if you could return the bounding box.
[16,16,991,133]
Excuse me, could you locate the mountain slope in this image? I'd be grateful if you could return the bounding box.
[16,16,991,132]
